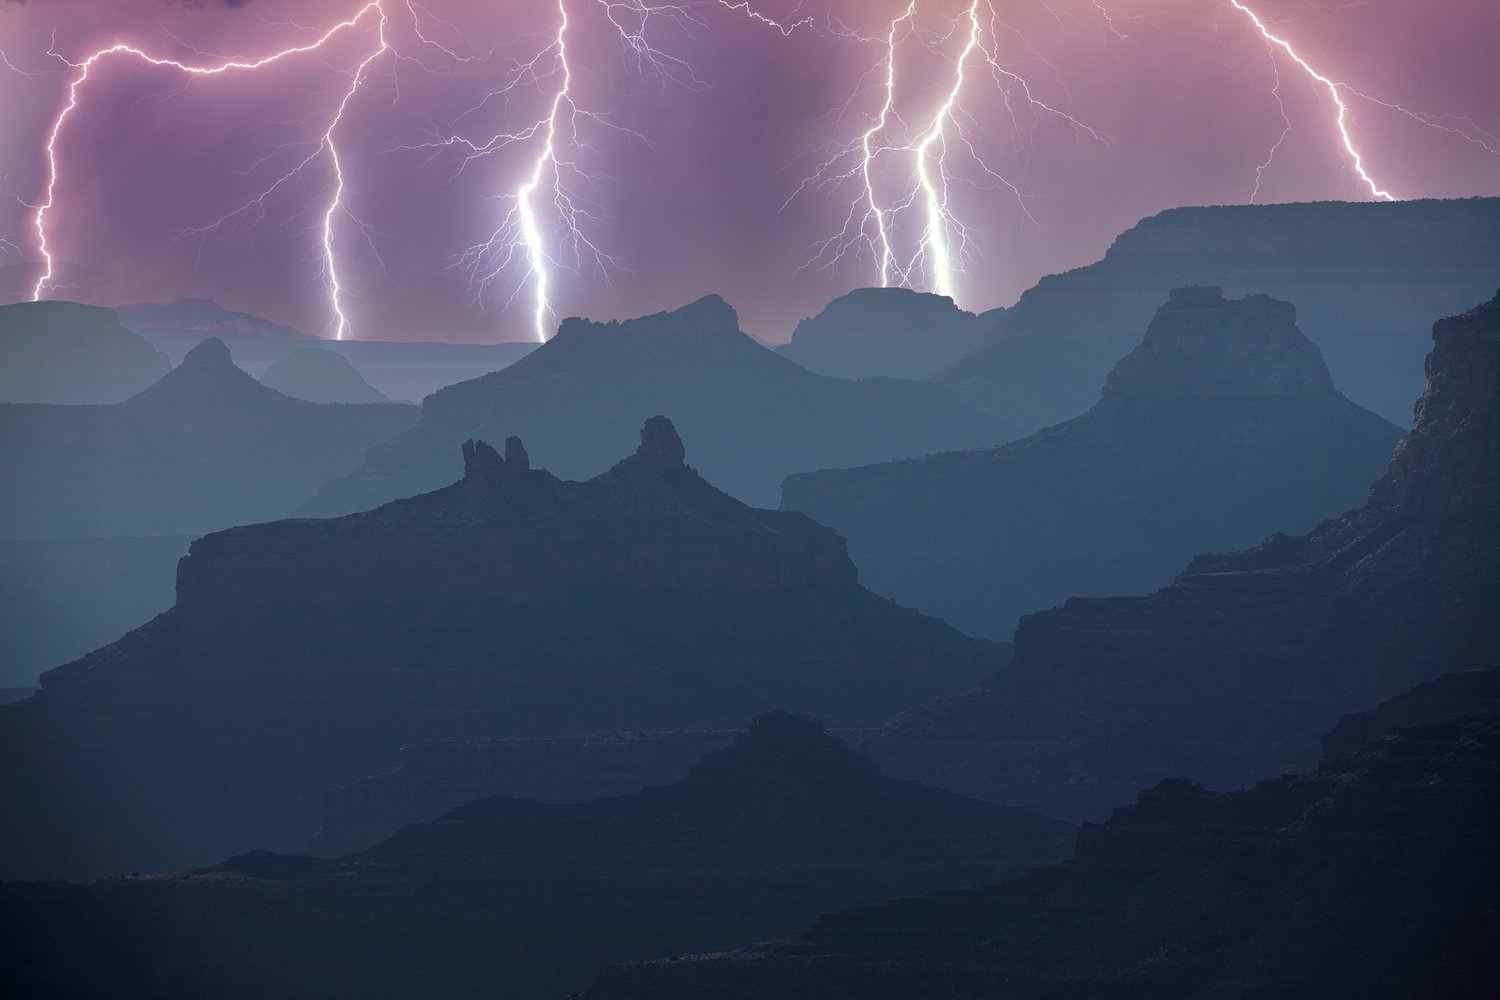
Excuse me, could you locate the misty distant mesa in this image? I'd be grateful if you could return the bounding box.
[784,285,1402,638]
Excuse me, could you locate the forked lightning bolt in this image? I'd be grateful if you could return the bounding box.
[20,0,1493,338]
[30,3,392,336]
[423,0,633,344]
[804,0,1105,303]
[717,1,815,36]
[430,0,809,342]
[1228,0,1392,201]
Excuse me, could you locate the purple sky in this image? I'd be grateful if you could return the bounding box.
[1,0,1497,343]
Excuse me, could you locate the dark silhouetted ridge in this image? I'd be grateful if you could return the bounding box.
[0,715,1073,1000]
[584,705,1500,1000]
[301,294,1009,512]
[0,418,996,880]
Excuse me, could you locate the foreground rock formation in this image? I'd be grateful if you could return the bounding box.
[302,294,1011,513]
[938,198,1500,431]
[309,728,740,856]
[586,692,1500,999]
[784,287,1401,637]
[0,336,419,685]
[0,417,997,879]
[863,290,1500,820]
[0,713,1073,1000]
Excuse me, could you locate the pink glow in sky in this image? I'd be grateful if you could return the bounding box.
[1,0,1496,342]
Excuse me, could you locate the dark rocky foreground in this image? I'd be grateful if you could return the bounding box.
[585,687,1500,1000]
[938,198,1500,431]
[0,713,1074,1000]
[0,417,997,880]
[302,293,1011,513]
[784,286,1401,638]
[309,728,742,857]
[859,291,1500,821]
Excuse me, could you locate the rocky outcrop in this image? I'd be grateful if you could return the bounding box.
[585,708,1500,1000]
[301,294,1011,513]
[0,714,1074,1000]
[0,419,997,879]
[775,287,991,380]
[859,291,1500,821]
[0,534,190,689]
[784,287,1401,638]
[0,300,171,404]
[259,346,393,404]
[938,198,1500,431]
[1320,667,1500,763]
[1100,286,1333,397]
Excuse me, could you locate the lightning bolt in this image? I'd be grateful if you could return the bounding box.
[717,1,816,36]
[418,0,807,343]
[1228,0,1393,200]
[910,1,983,300]
[513,0,576,345]
[423,0,615,345]
[29,2,390,338]
[1250,48,1291,202]
[800,0,1103,304]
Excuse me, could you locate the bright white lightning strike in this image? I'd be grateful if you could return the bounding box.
[804,0,1103,303]
[29,2,390,337]
[910,1,983,300]
[1228,0,1393,201]
[717,1,815,36]
[432,0,807,343]
[514,1,575,345]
